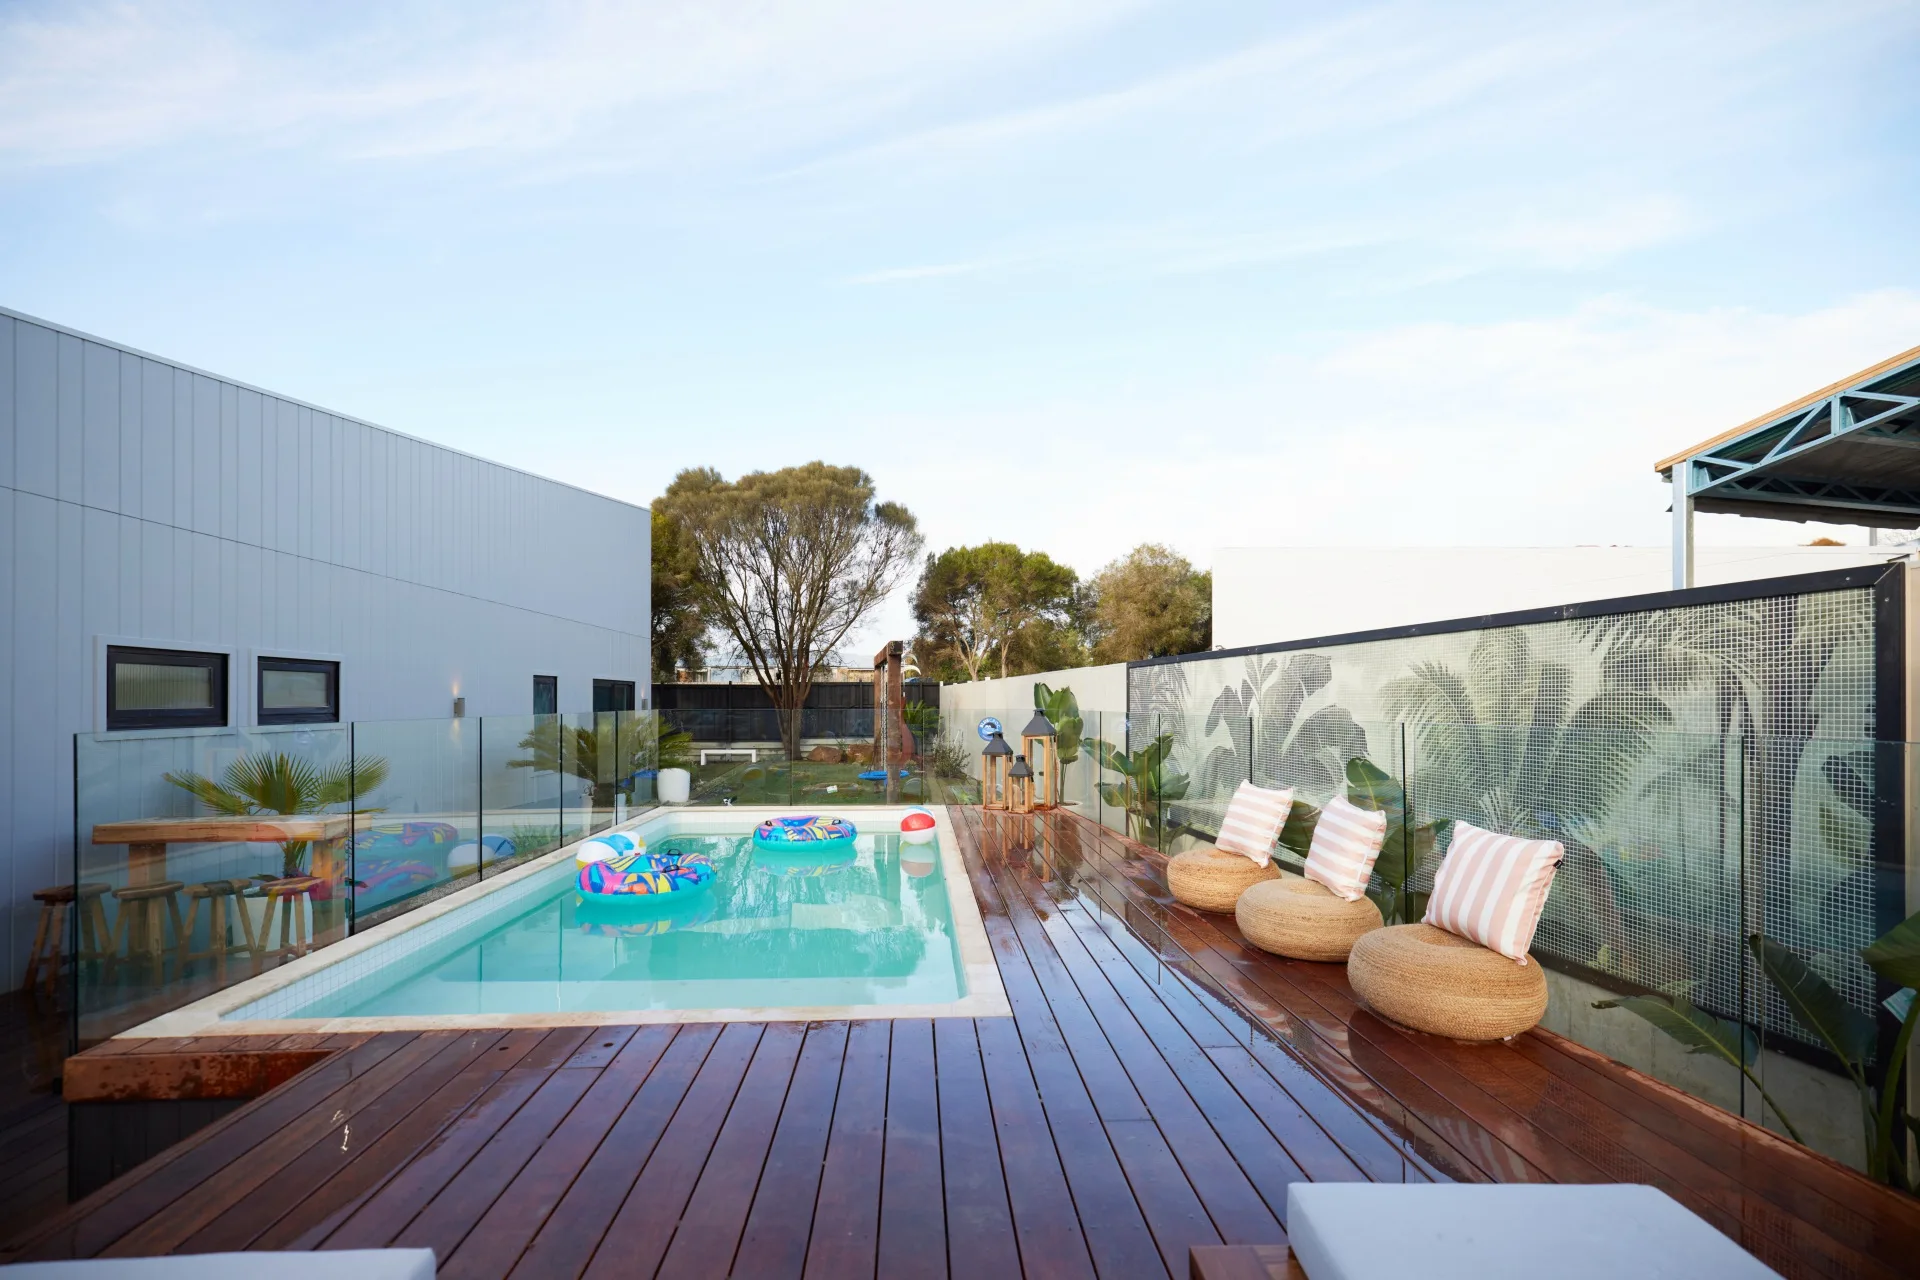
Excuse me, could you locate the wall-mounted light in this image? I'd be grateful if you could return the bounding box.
[452,696,466,719]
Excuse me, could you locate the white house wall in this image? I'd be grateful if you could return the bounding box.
[0,307,650,980]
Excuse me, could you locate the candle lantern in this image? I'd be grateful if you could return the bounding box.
[1021,710,1059,810]
[982,732,1013,810]
[1009,753,1035,815]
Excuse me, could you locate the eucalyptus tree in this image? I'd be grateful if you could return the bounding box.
[658,464,922,760]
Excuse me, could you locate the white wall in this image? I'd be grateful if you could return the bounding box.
[1,305,650,977]
[939,663,1128,723]
[1212,545,1910,650]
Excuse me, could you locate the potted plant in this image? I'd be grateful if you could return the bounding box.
[166,749,389,937]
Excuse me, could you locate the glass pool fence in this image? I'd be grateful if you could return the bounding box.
[66,706,1917,1182]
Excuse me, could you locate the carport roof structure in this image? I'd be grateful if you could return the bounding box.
[1658,342,1920,587]
[1657,342,1920,526]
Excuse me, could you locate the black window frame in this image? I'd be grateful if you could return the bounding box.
[256,656,341,726]
[106,646,229,732]
[533,674,558,716]
[593,679,636,713]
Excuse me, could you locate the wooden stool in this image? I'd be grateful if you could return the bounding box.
[106,881,187,986]
[258,876,323,966]
[181,879,260,982]
[23,882,112,998]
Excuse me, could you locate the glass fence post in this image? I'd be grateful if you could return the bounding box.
[348,720,358,935]
[477,715,487,882]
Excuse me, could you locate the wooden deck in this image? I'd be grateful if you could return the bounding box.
[6,806,1917,1278]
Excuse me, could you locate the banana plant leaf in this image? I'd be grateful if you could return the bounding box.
[1593,992,1758,1068]
[1863,912,1920,989]
[1277,800,1321,861]
[1748,935,1877,1074]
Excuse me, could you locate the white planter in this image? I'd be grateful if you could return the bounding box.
[658,767,691,805]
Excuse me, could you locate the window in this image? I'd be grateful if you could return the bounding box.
[533,675,558,716]
[258,657,340,725]
[593,679,636,713]
[107,646,228,731]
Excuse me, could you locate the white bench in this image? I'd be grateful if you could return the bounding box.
[1286,1183,1780,1279]
[699,747,758,766]
[0,1251,436,1279]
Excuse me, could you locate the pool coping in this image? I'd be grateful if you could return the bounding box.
[114,804,1011,1038]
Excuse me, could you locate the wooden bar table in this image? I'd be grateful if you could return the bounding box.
[90,815,357,888]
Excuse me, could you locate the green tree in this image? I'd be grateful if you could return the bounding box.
[910,542,1083,681]
[651,505,708,680]
[1087,544,1211,663]
[657,463,922,759]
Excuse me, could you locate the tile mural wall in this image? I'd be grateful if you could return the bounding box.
[1126,570,1894,1049]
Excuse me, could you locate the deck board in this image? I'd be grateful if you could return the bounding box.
[8,806,1918,1280]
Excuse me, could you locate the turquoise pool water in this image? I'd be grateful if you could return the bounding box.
[285,827,963,1017]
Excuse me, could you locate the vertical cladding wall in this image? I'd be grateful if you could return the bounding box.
[0,307,650,978]
[1127,566,1900,1053]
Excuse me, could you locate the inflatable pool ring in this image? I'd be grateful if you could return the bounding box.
[575,886,716,937]
[448,834,517,872]
[752,815,857,857]
[577,832,642,866]
[578,847,716,898]
[899,807,936,846]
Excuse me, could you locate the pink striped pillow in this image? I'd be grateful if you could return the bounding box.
[1302,796,1389,901]
[1426,822,1564,963]
[1214,781,1295,865]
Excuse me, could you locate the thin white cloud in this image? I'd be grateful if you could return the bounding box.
[846,262,985,285]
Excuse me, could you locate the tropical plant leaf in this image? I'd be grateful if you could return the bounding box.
[1277,800,1320,860]
[1593,993,1757,1068]
[1748,935,1877,1072]
[1864,911,1920,990]
[1345,756,1403,815]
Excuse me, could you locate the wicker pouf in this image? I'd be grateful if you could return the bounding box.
[1347,924,1549,1042]
[1236,872,1383,961]
[1166,847,1279,913]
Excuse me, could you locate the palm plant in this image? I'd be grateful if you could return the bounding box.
[1595,908,1920,1190]
[1086,732,1187,848]
[166,751,389,879]
[511,715,693,808]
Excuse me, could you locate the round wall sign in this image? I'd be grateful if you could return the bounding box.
[977,717,1003,741]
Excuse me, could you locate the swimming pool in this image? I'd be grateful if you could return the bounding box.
[125,807,1008,1035]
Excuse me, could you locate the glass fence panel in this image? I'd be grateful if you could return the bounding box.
[73,724,354,1046]
[480,714,566,877]
[348,717,481,928]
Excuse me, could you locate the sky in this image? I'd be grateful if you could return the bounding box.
[5,0,1920,657]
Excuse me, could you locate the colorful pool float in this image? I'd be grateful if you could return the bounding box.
[752,815,857,856]
[577,847,716,898]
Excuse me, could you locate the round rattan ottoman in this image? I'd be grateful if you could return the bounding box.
[1235,873,1383,961]
[1165,847,1279,913]
[1347,923,1548,1042]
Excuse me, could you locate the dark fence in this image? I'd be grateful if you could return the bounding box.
[652,680,940,743]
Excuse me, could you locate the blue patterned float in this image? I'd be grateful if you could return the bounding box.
[752,814,857,856]
[577,847,716,898]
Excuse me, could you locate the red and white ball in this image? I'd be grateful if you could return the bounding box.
[899,807,937,846]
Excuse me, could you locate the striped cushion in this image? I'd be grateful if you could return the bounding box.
[1302,796,1389,902]
[1426,822,1564,963]
[1214,781,1295,865]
